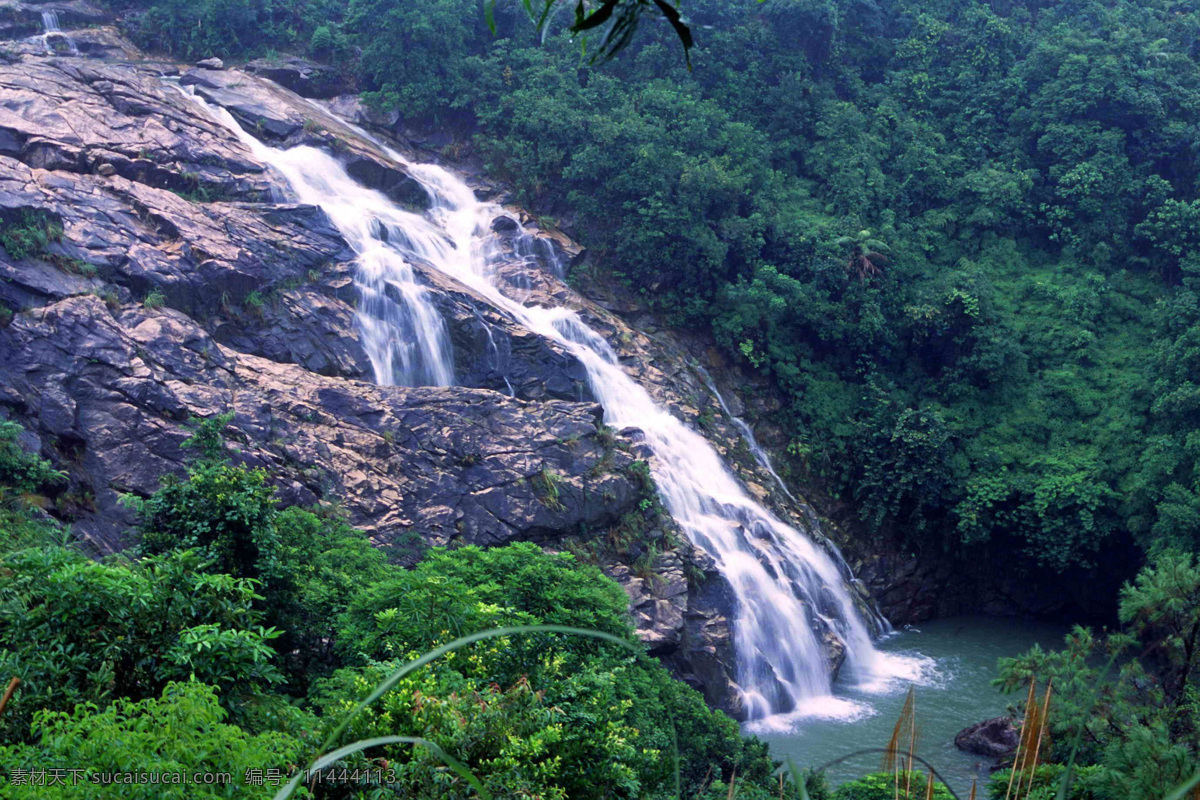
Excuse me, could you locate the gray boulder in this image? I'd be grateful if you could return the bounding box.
[955,717,1020,758]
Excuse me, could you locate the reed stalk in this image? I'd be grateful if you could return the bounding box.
[885,687,916,799]
[1004,679,1038,800]
[0,677,19,717]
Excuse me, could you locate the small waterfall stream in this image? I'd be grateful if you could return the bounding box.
[694,364,801,506]
[40,11,77,55]
[191,92,931,726]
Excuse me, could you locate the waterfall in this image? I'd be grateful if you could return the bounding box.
[184,99,454,387]
[694,365,802,506]
[192,93,931,727]
[40,11,77,56]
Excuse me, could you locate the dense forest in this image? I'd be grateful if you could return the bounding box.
[1,0,1200,797]
[118,0,1200,589]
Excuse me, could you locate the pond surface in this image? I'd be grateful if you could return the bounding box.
[750,616,1069,798]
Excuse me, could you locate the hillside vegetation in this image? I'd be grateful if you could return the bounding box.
[116,0,1200,592]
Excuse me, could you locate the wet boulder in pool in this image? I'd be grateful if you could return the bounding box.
[954,716,1019,758]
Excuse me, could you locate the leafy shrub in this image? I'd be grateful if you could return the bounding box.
[142,288,166,309]
[138,460,282,585]
[987,764,1105,800]
[0,212,61,261]
[834,772,954,800]
[309,23,334,55]
[327,541,777,798]
[0,547,281,741]
[0,682,307,798]
[0,421,63,496]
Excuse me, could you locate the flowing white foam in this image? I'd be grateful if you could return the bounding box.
[183,95,454,387]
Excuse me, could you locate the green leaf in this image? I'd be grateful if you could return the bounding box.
[273,736,487,800]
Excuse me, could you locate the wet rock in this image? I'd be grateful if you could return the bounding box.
[412,262,592,402]
[0,59,279,201]
[491,215,519,235]
[955,717,1020,759]
[343,153,430,209]
[822,628,848,682]
[69,26,142,60]
[324,93,400,131]
[245,57,350,99]
[0,296,644,555]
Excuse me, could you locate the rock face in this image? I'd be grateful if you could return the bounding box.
[0,295,640,556]
[955,717,1020,759]
[245,57,351,99]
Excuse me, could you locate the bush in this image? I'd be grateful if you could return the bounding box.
[0,682,307,798]
[0,211,61,261]
[325,542,780,799]
[0,421,63,497]
[987,764,1104,800]
[834,772,954,800]
[0,547,281,741]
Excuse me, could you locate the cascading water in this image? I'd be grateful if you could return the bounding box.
[194,93,931,727]
[185,97,454,387]
[40,10,77,56]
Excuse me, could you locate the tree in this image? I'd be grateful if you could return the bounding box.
[995,553,1200,800]
[835,229,890,283]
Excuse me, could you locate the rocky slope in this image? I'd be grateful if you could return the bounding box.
[0,21,765,708]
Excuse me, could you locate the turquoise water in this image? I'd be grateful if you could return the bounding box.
[751,616,1069,798]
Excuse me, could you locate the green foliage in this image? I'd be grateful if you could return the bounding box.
[138,460,282,585]
[532,465,564,510]
[125,0,307,60]
[0,211,61,261]
[0,682,307,798]
[0,415,790,799]
[326,542,776,798]
[986,764,1105,800]
[143,288,166,309]
[136,439,390,685]
[0,422,63,497]
[0,422,65,553]
[833,772,953,800]
[0,547,282,741]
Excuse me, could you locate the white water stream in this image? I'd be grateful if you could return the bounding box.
[40,10,77,56]
[190,92,932,727]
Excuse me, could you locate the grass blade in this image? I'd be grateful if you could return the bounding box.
[484,0,497,34]
[307,625,680,799]
[274,736,485,800]
[1164,769,1200,800]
